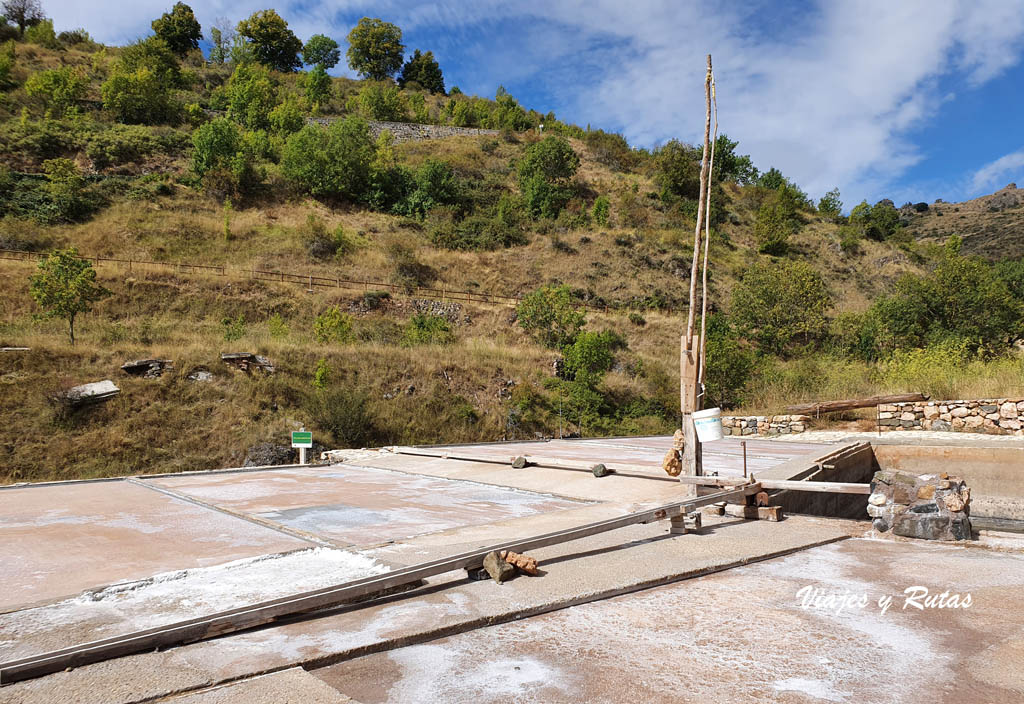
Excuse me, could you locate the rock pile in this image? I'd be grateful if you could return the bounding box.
[721,415,811,436]
[868,470,971,541]
[120,359,174,378]
[221,353,275,374]
[878,398,1024,435]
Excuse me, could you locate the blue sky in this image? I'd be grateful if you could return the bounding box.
[45,0,1024,207]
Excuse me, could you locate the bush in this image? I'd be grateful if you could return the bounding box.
[24,19,58,48]
[517,284,586,349]
[0,40,14,89]
[401,313,454,346]
[305,63,331,106]
[654,139,700,201]
[102,67,179,125]
[351,81,408,121]
[311,357,330,390]
[281,117,374,201]
[301,212,355,259]
[583,129,636,171]
[268,96,303,135]
[732,259,831,355]
[397,158,461,217]
[313,305,353,343]
[43,158,92,221]
[221,314,245,341]
[592,196,610,226]
[226,63,277,130]
[267,313,289,338]
[306,387,378,447]
[428,210,525,251]
[703,314,755,409]
[518,136,580,219]
[628,311,646,326]
[191,117,261,197]
[561,330,624,385]
[24,67,87,115]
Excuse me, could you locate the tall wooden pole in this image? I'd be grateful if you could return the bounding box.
[680,54,714,487]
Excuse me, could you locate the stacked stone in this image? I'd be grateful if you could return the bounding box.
[868,470,971,541]
[720,415,810,436]
[877,399,1024,435]
[306,117,499,143]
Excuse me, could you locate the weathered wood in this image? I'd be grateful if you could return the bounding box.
[0,486,751,685]
[392,447,743,487]
[786,393,928,415]
[759,479,871,495]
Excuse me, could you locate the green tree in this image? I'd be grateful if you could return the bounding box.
[43,157,87,221]
[654,139,700,201]
[208,19,233,64]
[712,135,758,185]
[561,330,623,386]
[2,0,44,36]
[151,2,201,57]
[848,199,902,241]
[732,259,831,355]
[346,17,404,80]
[758,167,786,190]
[102,66,177,124]
[302,33,340,69]
[398,49,444,94]
[818,187,842,220]
[191,117,260,196]
[29,247,111,345]
[281,116,375,200]
[592,196,610,226]
[305,63,331,106]
[225,62,276,130]
[754,190,797,255]
[24,66,87,114]
[703,314,755,409]
[236,9,302,72]
[0,39,14,89]
[118,36,182,84]
[516,284,585,349]
[517,135,580,219]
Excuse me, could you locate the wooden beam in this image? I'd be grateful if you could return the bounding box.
[759,479,871,494]
[0,486,752,685]
[786,393,928,415]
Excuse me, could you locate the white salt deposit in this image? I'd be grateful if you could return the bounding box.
[0,548,389,660]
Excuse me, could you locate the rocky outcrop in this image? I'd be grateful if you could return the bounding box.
[868,470,971,540]
[305,118,499,143]
[120,359,173,378]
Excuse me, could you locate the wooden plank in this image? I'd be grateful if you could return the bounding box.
[0,486,751,685]
[786,393,928,415]
[392,447,747,487]
[759,479,871,494]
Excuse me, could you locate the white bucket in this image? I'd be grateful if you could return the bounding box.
[693,407,724,443]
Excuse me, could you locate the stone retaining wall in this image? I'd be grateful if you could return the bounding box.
[721,415,811,436]
[878,399,1024,435]
[306,117,499,143]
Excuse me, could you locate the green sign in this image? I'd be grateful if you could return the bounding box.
[291,431,313,448]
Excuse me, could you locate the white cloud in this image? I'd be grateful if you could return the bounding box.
[42,0,1024,204]
[971,148,1024,194]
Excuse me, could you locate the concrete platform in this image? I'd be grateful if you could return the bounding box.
[317,537,1024,703]
[0,480,308,611]
[146,465,585,546]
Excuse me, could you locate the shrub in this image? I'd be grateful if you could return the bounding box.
[268,95,303,135]
[312,357,330,390]
[561,330,624,385]
[267,312,288,338]
[517,284,586,349]
[628,311,646,326]
[398,158,460,217]
[401,313,454,346]
[592,196,610,226]
[654,139,700,201]
[818,187,842,220]
[306,387,378,447]
[518,136,580,219]
[43,158,93,221]
[281,117,374,200]
[351,81,408,121]
[313,305,353,343]
[102,66,179,125]
[191,117,261,197]
[301,213,355,259]
[305,63,331,106]
[0,40,14,89]
[583,129,636,171]
[703,314,755,409]
[221,314,245,341]
[731,259,831,355]
[24,18,57,48]
[24,67,87,115]
[226,63,276,130]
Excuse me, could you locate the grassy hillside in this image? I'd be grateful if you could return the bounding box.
[1,31,1023,484]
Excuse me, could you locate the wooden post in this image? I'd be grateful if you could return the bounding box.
[680,338,702,494]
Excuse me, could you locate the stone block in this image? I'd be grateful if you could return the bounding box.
[939,405,949,414]
[900,412,916,421]
[952,418,965,429]
[951,406,970,418]
[923,406,940,419]
[879,404,897,412]
[981,404,999,414]
[879,412,894,419]
[964,416,984,429]
[931,419,951,431]
[1000,401,1018,419]
[1001,418,1022,431]
[878,418,900,426]
[790,423,805,432]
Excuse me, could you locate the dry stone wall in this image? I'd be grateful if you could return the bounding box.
[305,117,499,143]
[877,399,1024,435]
[721,415,811,436]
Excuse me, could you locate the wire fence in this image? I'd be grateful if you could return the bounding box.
[0,248,619,312]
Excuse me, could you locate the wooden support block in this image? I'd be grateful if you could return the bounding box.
[684,512,702,531]
[723,504,760,519]
[701,501,726,516]
[755,491,770,507]
[669,515,688,535]
[757,506,783,522]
